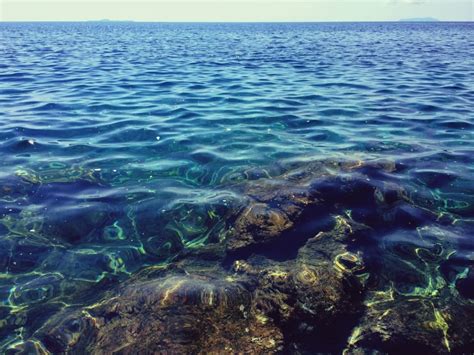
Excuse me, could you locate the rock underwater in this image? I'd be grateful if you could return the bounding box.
[12,159,474,354]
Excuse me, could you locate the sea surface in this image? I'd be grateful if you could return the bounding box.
[0,22,473,352]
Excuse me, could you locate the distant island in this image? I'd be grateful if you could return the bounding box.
[87,19,135,22]
[399,17,440,22]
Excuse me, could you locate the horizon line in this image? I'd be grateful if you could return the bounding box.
[1,20,472,23]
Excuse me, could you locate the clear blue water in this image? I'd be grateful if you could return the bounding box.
[0,22,473,352]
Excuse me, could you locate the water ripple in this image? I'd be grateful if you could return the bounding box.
[0,22,473,351]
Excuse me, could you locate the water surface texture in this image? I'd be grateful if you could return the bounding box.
[1,22,474,353]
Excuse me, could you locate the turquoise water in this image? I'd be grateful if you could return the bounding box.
[1,22,473,352]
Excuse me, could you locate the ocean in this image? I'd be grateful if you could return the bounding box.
[1,22,473,353]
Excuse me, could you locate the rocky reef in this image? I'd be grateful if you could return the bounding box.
[4,159,474,354]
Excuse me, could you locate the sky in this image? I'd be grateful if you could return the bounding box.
[1,0,473,22]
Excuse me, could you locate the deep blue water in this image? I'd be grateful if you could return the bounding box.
[0,22,473,352]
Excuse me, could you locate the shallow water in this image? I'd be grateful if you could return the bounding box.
[0,22,473,352]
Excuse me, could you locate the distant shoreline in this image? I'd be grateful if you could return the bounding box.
[399,17,440,22]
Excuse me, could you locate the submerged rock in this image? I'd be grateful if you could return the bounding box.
[36,274,283,353]
[345,292,474,354]
[249,217,369,351]
[30,214,369,353]
[7,158,474,353]
[230,201,295,251]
